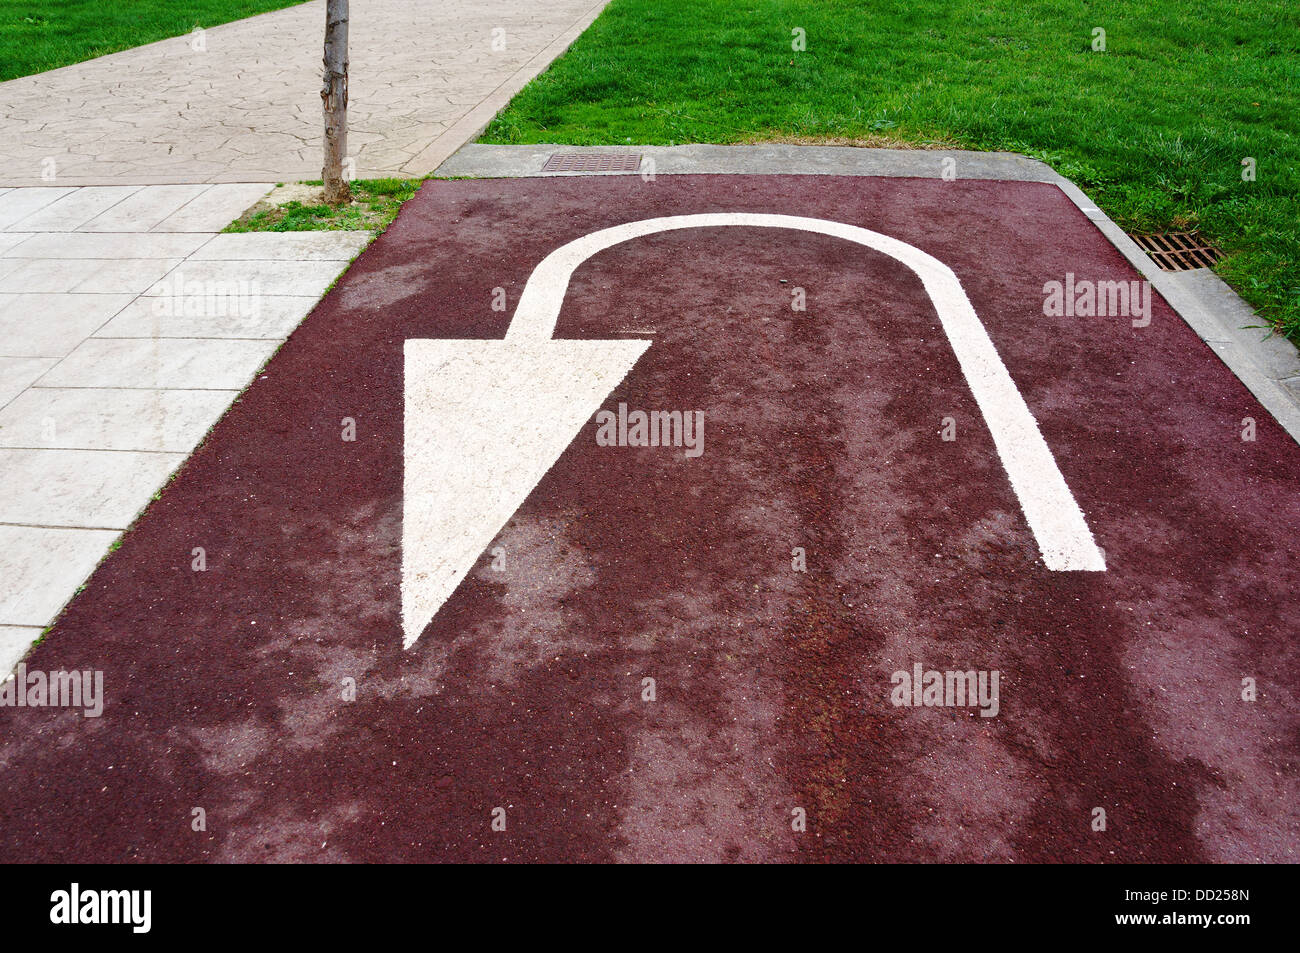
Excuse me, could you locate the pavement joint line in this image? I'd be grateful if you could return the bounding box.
[32,186,142,232]
[27,385,241,392]
[155,183,216,224]
[88,336,291,342]
[0,200,356,624]
[20,289,137,385]
[0,446,188,455]
[436,142,1300,446]
[28,385,251,392]
[3,256,188,261]
[0,195,351,616]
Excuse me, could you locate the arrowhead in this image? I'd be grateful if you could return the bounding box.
[401,338,651,647]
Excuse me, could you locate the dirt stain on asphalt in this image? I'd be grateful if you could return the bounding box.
[0,176,1295,862]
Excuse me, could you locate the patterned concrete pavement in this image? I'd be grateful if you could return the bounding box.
[0,184,371,673]
[0,0,609,186]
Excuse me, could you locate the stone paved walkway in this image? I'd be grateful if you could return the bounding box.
[0,184,371,672]
[0,0,608,186]
[0,0,612,672]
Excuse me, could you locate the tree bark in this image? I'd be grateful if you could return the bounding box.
[321,0,350,205]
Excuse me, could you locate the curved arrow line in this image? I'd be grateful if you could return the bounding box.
[502,212,1105,572]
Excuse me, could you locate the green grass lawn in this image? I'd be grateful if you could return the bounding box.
[482,0,1300,342]
[0,0,306,81]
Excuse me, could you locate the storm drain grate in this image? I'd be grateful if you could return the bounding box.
[1128,231,1221,272]
[542,151,643,173]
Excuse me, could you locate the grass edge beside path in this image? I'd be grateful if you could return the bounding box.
[480,0,1299,344]
[0,0,307,81]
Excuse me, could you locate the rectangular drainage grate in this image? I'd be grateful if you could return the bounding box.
[541,152,643,173]
[1128,231,1221,271]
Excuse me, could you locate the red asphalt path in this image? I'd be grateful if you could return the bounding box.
[0,175,1296,862]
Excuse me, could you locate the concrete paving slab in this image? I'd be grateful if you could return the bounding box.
[0,259,99,293]
[0,626,42,676]
[10,186,142,232]
[0,527,120,626]
[0,258,181,294]
[0,188,76,230]
[71,259,187,294]
[0,192,371,651]
[142,258,350,297]
[38,337,277,390]
[0,356,58,408]
[0,448,183,528]
[151,183,274,232]
[95,295,318,340]
[5,231,211,260]
[78,185,210,232]
[0,170,381,684]
[0,293,135,357]
[0,387,232,453]
[193,231,372,261]
[0,233,34,255]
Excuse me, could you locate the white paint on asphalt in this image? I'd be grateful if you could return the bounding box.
[402,338,649,648]
[403,213,1105,647]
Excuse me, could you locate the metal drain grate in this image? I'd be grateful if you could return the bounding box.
[1128,231,1220,271]
[541,152,643,173]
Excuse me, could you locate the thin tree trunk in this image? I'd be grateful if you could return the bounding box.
[321,0,350,205]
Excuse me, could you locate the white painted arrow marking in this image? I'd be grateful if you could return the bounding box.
[402,338,649,648]
[403,213,1104,647]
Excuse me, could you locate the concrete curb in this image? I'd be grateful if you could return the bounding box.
[435,143,1300,445]
[437,142,1052,180]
